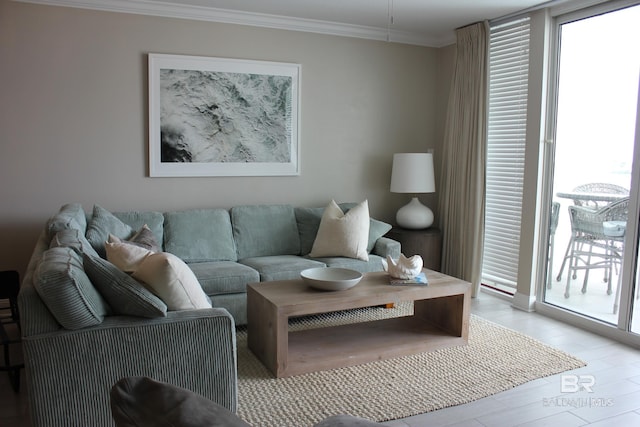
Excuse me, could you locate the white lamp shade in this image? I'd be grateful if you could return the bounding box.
[390,153,435,193]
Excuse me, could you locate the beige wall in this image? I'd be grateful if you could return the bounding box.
[0,0,453,275]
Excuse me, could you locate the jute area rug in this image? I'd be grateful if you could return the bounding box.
[236,302,585,427]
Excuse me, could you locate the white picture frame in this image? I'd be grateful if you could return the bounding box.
[148,54,300,177]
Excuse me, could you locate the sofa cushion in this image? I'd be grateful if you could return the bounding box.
[110,376,252,427]
[33,247,110,330]
[86,205,135,258]
[310,200,370,261]
[113,211,165,249]
[232,204,300,259]
[133,252,212,311]
[83,254,168,318]
[240,255,325,282]
[311,254,385,273]
[164,209,237,262]
[46,203,87,241]
[188,261,260,295]
[49,228,100,258]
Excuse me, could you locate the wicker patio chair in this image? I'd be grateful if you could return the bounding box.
[564,198,628,313]
[571,183,629,209]
[555,183,629,283]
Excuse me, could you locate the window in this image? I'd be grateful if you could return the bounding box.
[481,18,530,293]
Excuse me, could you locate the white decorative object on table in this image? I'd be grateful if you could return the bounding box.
[382,254,424,279]
[300,267,363,291]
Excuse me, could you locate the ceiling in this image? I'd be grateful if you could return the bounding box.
[20,0,569,46]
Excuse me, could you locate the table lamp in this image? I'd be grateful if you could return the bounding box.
[390,152,436,229]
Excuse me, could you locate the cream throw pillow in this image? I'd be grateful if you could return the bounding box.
[132,252,211,311]
[310,200,370,261]
[105,235,152,273]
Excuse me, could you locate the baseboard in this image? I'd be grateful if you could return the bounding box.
[512,291,536,312]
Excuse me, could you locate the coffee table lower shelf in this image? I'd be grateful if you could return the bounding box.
[285,315,467,377]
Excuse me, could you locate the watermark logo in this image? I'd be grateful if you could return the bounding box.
[541,374,614,408]
[561,374,595,393]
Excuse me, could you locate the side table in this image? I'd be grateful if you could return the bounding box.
[385,227,442,272]
[1,270,23,392]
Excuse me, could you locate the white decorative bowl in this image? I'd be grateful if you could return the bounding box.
[300,267,363,291]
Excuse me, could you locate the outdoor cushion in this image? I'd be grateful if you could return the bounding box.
[232,204,300,259]
[164,209,237,262]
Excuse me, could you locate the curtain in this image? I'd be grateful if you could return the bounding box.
[438,22,489,297]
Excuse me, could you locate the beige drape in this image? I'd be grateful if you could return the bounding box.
[438,22,489,297]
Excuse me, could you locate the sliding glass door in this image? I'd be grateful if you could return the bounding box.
[543,3,640,331]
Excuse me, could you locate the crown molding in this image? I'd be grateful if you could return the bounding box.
[14,0,445,47]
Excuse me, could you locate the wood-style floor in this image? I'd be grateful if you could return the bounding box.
[2,292,640,426]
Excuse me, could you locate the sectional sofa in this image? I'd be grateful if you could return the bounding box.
[18,201,400,426]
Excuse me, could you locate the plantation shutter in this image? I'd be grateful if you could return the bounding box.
[481,18,530,292]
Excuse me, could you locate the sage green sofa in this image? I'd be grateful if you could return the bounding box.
[18,202,400,426]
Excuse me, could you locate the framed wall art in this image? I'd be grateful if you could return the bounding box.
[148,54,300,177]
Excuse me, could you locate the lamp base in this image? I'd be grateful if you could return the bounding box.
[396,197,434,229]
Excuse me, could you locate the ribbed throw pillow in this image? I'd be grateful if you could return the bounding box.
[83,254,167,318]
[33,247,110,329]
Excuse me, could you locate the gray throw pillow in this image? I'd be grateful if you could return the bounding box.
[128,225,161,252]
[110,377,251,427]
[83,254,167,318]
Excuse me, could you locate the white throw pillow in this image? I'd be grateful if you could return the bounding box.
[105,235,153,273]
[132,252,211,311]
[310,200,370,261]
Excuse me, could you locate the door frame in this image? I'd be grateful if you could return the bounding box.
[533,0,640,346]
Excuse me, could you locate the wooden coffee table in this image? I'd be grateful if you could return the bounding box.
[247,269,471,378]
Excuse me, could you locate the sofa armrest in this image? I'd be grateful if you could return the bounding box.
[23,308,237,427]
[372,237,401,259]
